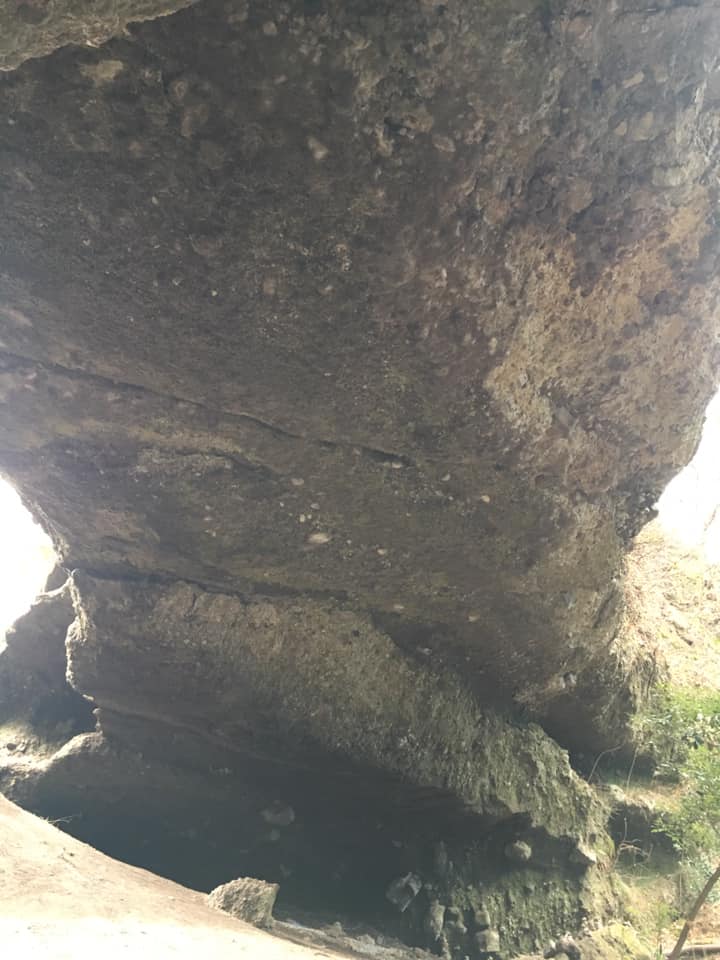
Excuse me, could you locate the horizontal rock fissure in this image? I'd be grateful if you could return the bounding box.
[65,564,353,606]
[0,349,417,469]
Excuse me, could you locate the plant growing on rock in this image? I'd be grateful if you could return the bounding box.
[661,743,720,861]
[635,687,720,784]
[638,688,720,957]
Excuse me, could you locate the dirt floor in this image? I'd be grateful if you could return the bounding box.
[0,794,380,960]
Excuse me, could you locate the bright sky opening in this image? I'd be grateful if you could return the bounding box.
[0,478,56,641]
[656,388,720,563]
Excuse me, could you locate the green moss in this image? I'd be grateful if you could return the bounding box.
[583,923,655,960]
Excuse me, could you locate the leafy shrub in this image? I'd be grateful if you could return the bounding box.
[634,686,720,911]
[660,743,720,860]
[634,686,720,783]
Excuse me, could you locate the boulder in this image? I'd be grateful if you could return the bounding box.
[208,877,279,929]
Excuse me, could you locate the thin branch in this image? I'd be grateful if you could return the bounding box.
[666,862,720,960]
[587,743,624,783]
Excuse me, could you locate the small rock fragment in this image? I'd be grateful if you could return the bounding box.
[433,840,449,877]
[307,531,331,545]
[557,933,581,960]
[546,934,581,960]
[386,872,422,912]
[446,918,467,937]
[623,70,645,88]
[261,803,295,827]
[424,899,446,943]
[570,841,597,867]
[307,136,329,161]
[473,906,491,930]
[432,134,456,153]
[207,877,279,928]
[504,840,532,863]
[475,928,501,954]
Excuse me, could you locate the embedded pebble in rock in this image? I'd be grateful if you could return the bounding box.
[260,803,296,828]
[504,840,533,863]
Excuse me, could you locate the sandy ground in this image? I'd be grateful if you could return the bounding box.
[0,794,345,960]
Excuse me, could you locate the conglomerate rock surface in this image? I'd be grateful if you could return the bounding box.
[1,0,720,954]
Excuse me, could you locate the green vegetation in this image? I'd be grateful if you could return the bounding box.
[632,685,720,923]
[661,742,720,859]
[635,686,720,787]
[613,522,720,949]
[605,686,720,958]
[634,685,720,858]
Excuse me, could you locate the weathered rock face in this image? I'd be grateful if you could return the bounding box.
[66,573,599,842]
[0,582,94,743]
[2,572,616,953]
[0,0,719,953]
[0,0,191,72]
[1,0,719,744]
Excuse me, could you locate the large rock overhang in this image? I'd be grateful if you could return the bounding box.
[1,0,720,754]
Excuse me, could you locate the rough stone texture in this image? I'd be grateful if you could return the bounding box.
[0,719,616,955]
[0,582,94,741]
[516,922,654,960]
[208,877,279,928]
[1,0,719,751]
[65,572,603,845]
[1,572,616,954]
[1,0,720,952]
[1,791,437,960]
[0,0,190,72]
[0,586,71,709]
[0,785,639,959]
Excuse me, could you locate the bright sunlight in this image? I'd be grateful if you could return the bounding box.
[656,389,720,563]
[0,478,56,642]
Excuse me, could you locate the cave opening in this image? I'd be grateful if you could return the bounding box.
[0,477,56,642]
[655,389,720,561]
[598,390,720,948]
[0,475,95,760]
[619,388,720,705]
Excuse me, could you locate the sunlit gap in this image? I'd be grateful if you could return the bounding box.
[0,478,56,644]
[656,389,720,563]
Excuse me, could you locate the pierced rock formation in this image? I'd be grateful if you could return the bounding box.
[1,0,719,953]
